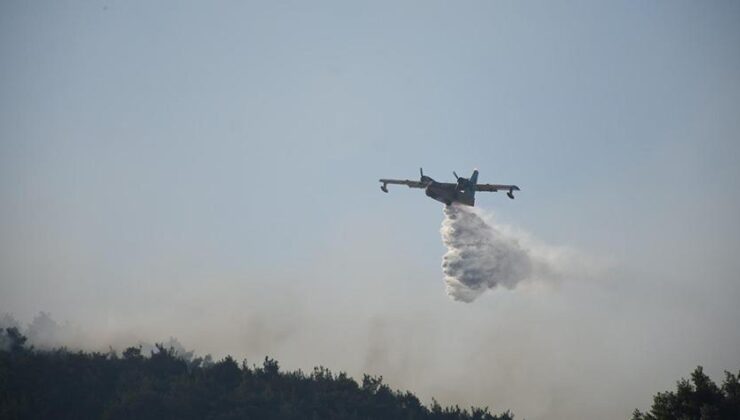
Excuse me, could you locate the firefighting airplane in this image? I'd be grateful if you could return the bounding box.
[379,168,519,206]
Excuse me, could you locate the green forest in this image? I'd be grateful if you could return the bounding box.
[2,327,739,419]
[631,365,740,420]
[0,327,512,420]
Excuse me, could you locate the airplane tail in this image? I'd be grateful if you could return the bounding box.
[459,169,478,206]
[469,169,478,186]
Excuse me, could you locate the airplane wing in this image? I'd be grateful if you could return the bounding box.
[379,179,426,189]
[475,184,520,192]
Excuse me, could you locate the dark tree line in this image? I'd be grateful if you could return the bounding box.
[632,366,740,420]
[0,328,513,420]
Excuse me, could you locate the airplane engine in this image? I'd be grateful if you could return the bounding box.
[507,189,515,199]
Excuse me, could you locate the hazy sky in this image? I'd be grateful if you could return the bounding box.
[2,1,739,419]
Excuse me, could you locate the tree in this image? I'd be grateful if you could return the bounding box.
[633,366,740,420]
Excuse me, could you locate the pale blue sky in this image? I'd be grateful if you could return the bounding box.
[2,2,739,419]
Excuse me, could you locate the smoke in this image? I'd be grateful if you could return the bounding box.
[441,204,544,302]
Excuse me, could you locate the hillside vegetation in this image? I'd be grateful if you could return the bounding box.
[632,365,740,420]
[4,326,739,419]
[0,328,512,420]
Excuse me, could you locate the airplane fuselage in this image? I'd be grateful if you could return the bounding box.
[424,180,475,206]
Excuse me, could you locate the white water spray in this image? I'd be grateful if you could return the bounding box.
[441,205,533,302]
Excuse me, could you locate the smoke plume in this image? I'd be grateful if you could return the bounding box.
[441,205,533,302]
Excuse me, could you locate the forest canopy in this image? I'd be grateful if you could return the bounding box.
[632,366,740,420]
[0,327,513,420]
[3,325,739,419]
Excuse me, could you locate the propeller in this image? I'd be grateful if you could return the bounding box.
[453,171,459,180]
[419,167,434,185]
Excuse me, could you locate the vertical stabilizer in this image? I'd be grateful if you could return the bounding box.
[458,169,478,206]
